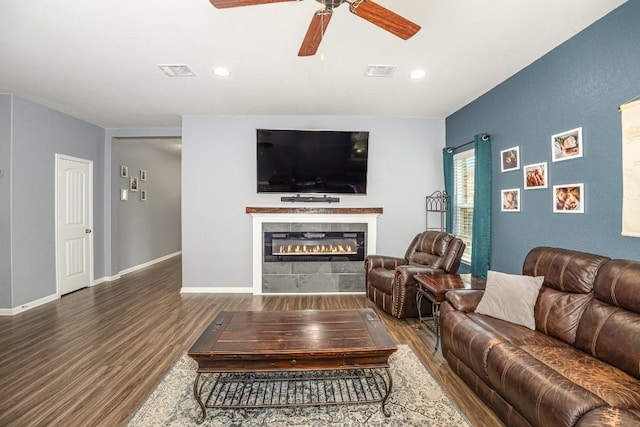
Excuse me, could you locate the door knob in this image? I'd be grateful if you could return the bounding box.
[85,229,92,234]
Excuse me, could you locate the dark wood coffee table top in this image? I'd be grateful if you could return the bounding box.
[188,308,397,373]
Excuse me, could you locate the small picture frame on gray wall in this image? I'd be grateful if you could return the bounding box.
[130,176,139,192]
[120,165,128,178]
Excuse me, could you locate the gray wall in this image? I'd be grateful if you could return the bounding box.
[8,96,105,306]
[116,139,181,272]
[446,1,640,273]
[0,95,12,308]
[182,115,445,288]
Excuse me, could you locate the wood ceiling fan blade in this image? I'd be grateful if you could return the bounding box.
[210,0,297,9]
[349,0,420,40]
[298,9,333,57]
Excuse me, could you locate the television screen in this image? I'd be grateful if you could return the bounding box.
[257,129,369,194]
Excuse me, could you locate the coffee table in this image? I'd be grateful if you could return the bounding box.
[415,274,486,350]
[188,308,397,423]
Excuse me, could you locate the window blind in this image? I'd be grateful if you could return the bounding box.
[453,150,475,261]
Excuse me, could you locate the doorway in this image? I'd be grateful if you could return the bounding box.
[55,154,93,295]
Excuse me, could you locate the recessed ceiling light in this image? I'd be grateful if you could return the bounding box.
[409,69,426,79]
[213,67,230,77]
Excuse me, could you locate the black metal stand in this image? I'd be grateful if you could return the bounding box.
[192,368,393,423]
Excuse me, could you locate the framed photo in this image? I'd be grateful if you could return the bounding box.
[140,169,147,181]
[130,176,139,192]
[501,188,520,212]
[554,183,584,213]
[552,127,583,162]
[140,190,147,201]
[500,146,520,172]
[120,188,128,201]
[523,162,548,189]
[120,165,128,178]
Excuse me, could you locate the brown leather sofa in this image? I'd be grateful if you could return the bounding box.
[365,231,465,318]
[441,247,640,427]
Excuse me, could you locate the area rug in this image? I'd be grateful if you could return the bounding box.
[127,344,470,427]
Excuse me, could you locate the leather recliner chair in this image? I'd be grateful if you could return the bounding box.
[365,231,466,318]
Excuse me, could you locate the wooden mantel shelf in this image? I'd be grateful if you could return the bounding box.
[246,207,383,215]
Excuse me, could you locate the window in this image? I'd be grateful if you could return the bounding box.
[453,150,475,262]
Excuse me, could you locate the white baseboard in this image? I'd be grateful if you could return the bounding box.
[180,286,253,294]
[119,251,181,276]
[0,293,60,316]
[179,288,365,296]
[91,275,121,286]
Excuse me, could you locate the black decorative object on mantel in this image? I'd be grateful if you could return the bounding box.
[426,190,450,232]
[281,195,340,203]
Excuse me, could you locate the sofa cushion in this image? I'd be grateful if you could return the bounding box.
[576,407,640,426]
[535,286,593,346]
[469,313,568,348]
[519,344,640,408]
[487,343,607,427]
[522,246,609,294]
[475,270,543,330]
[576,259,640,380]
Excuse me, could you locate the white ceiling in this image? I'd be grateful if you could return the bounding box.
[0,0,627,129]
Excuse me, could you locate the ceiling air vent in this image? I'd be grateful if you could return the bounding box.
[157,64,196,77]
[364,65,398,77]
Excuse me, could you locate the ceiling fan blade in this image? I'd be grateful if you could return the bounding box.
[298,9,333,57]
[349,0,420,40]
[210,0,297,9]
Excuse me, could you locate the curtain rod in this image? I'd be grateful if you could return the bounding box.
[447,134,490,153]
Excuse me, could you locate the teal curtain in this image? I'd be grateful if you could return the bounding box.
[442,148,454,233]
[471,133,492,278]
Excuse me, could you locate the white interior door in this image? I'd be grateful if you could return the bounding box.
[56,154,93,296]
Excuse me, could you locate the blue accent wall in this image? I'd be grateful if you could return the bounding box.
[446,1,640,273]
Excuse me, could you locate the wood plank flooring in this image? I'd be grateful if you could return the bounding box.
[0,256,504,427]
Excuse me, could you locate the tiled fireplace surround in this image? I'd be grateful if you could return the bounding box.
[247,207,383,295]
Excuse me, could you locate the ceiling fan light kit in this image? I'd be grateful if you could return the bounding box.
[209,0,421,57]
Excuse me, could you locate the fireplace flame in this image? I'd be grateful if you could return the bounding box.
[276,243,355,255]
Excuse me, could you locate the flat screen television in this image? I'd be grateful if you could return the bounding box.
[256,129,369,194]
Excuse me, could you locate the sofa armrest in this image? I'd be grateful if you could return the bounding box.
[445,289,485,313]
[395,265,447,287]
[364,255,407,272]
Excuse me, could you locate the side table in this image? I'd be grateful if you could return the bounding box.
[415,274,486,351]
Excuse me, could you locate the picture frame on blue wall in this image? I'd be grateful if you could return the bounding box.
[501,188,520,212]
[524,162,548,190]
[552,127,583,162]
[500,146,520,172]
[554,183,584,213]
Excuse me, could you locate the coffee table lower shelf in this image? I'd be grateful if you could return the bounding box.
[193,368,393,424]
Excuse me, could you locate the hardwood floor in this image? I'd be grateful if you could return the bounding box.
[0,256,504,427]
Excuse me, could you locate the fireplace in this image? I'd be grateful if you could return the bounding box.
[264,231,365,262]
[247,207,382,294]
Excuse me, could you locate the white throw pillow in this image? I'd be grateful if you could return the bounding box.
[475,270,544,330]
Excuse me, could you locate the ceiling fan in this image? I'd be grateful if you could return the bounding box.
[209,0,421,57]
